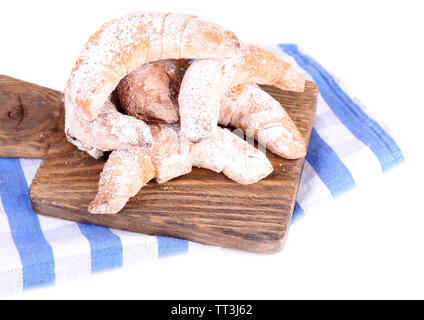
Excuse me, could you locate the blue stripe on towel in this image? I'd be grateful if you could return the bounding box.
[77,223,123,273]
[157,236,189,258]
[279,44,404,171]
[291,202,305,224]
[0,158,55,289]
[307,129,356,196]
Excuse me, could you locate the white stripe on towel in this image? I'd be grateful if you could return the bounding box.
[109,229,159,266]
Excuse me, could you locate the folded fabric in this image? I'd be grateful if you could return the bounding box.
[0,44,403,296]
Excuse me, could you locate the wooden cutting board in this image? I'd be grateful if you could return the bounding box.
[0,75,317,254]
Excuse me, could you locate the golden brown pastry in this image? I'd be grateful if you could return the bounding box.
[220,83,306,159]
[88,124,273,214]
[116,59,189,123]
[116,60,306,159]
[65,12,240,155]
[178,43,305,142]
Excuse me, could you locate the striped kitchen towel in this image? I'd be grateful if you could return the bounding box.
[0,44,403,296]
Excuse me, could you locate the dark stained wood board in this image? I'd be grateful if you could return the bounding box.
[27,81,317,253]
[0,75,64,158]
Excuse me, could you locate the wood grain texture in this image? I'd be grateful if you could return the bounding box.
[0,75,64,158]
[29,81,317,253]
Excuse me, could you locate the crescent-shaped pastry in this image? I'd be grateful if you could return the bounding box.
[116,59,190,123]
[64,91,153,159]
[66,12,239,121]
[88,125,273,214]
[117,60,306,159]
[220,83,306,159]
[178,43,305,142]
[65,12,240,154]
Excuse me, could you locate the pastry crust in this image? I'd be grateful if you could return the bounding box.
[64,89,153,158]
[117,59,189,123]
[88,125,273,214]
[192,126,273,184]
[65,12,239,155]
[220,83,306,159]
[64,12,305,215]
[65,11,239,121]
[178,43,305,142]
[116,60,306,159]
[88,148,156,214]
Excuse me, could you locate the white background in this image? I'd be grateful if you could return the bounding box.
[2,0,424,299]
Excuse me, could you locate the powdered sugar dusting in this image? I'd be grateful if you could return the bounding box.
[161,14,195,59]
[65,97,153,153]
[179,43,305,142]
[88,147,156,213]
[220,83,306,159]
[68,12,168,119]
[66,11,242,157]
[192,126,273,184]
[179,56,239,141]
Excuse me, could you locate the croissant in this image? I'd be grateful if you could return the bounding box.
[117,60,306,159]
[220,83,306,159]
[88,124,273,214]
[116,59,190,123]
[178,43,305,142]
[64,91,153,159]
[65,11,240,155]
